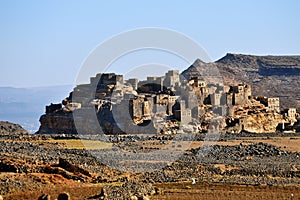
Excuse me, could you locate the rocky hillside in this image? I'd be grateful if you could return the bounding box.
[182,53,300,110]
[0,121,28,136]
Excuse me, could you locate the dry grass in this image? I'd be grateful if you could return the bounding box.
[50,139,113,150]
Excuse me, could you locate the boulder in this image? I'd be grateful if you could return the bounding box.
[38,194,50,200]
[57,192,70,200]
[130,196,138,200]
[58,157,91,177]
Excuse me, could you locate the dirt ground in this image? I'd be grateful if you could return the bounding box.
[2,135,300,199]
[153,182,300,200]
[5,181,300,200]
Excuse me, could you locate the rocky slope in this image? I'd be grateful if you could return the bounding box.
[182,53,300,110]
[0,121,28,136]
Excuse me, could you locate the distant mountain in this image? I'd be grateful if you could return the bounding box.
[182,53,300,110]
[0,85,73,133]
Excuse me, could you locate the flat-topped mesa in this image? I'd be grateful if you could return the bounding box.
[216,53,259,66]
[216,53,300,75]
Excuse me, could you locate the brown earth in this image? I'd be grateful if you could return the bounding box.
[2,122,300,199]
[153,182,300,200]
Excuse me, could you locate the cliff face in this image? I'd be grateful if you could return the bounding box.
[38,113,77,134]
[182,53,300,110]
[216,53,300,76]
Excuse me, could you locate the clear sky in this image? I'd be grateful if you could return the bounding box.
[0,0,299,87]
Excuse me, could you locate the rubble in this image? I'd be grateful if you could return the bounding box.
[96,181,154,200]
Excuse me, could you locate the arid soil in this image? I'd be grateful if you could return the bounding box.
[1,122,300,199]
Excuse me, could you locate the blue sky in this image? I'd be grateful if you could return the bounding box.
[0,0,299,87]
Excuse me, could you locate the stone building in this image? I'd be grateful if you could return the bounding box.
[188,77,209,106]
[211,93,222,106]
[164,70,180,88]
[267,98,280,113]
[39,69,300,135]
[252,96,280,113]
[130,95,153,124]
[283,108,297,122]
[89,73,124,89]
[126,78,138,90]
[230,84,251,105]
[174,100,192,124]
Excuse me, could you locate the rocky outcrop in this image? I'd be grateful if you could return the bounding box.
[38,112,76,134]
[58,157,91,177]
[0,121,28,136]
[240,112,282,133]
[225,98,285,134]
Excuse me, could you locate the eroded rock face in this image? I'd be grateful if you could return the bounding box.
[225,98,285,134]
[38,113,76,134]
[241,112,283,133]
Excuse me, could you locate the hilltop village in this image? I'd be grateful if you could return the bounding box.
[38,70,299,135]
[39,70,299,134]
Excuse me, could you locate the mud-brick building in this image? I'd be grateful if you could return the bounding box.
[267,98,280,113]
[126,78,138,90]
[230,84,252,105]
[253,96,280,113]
[283,108,297,122]
[174,100,192,124]
[164,70,180,88]
[129,95,153,123]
